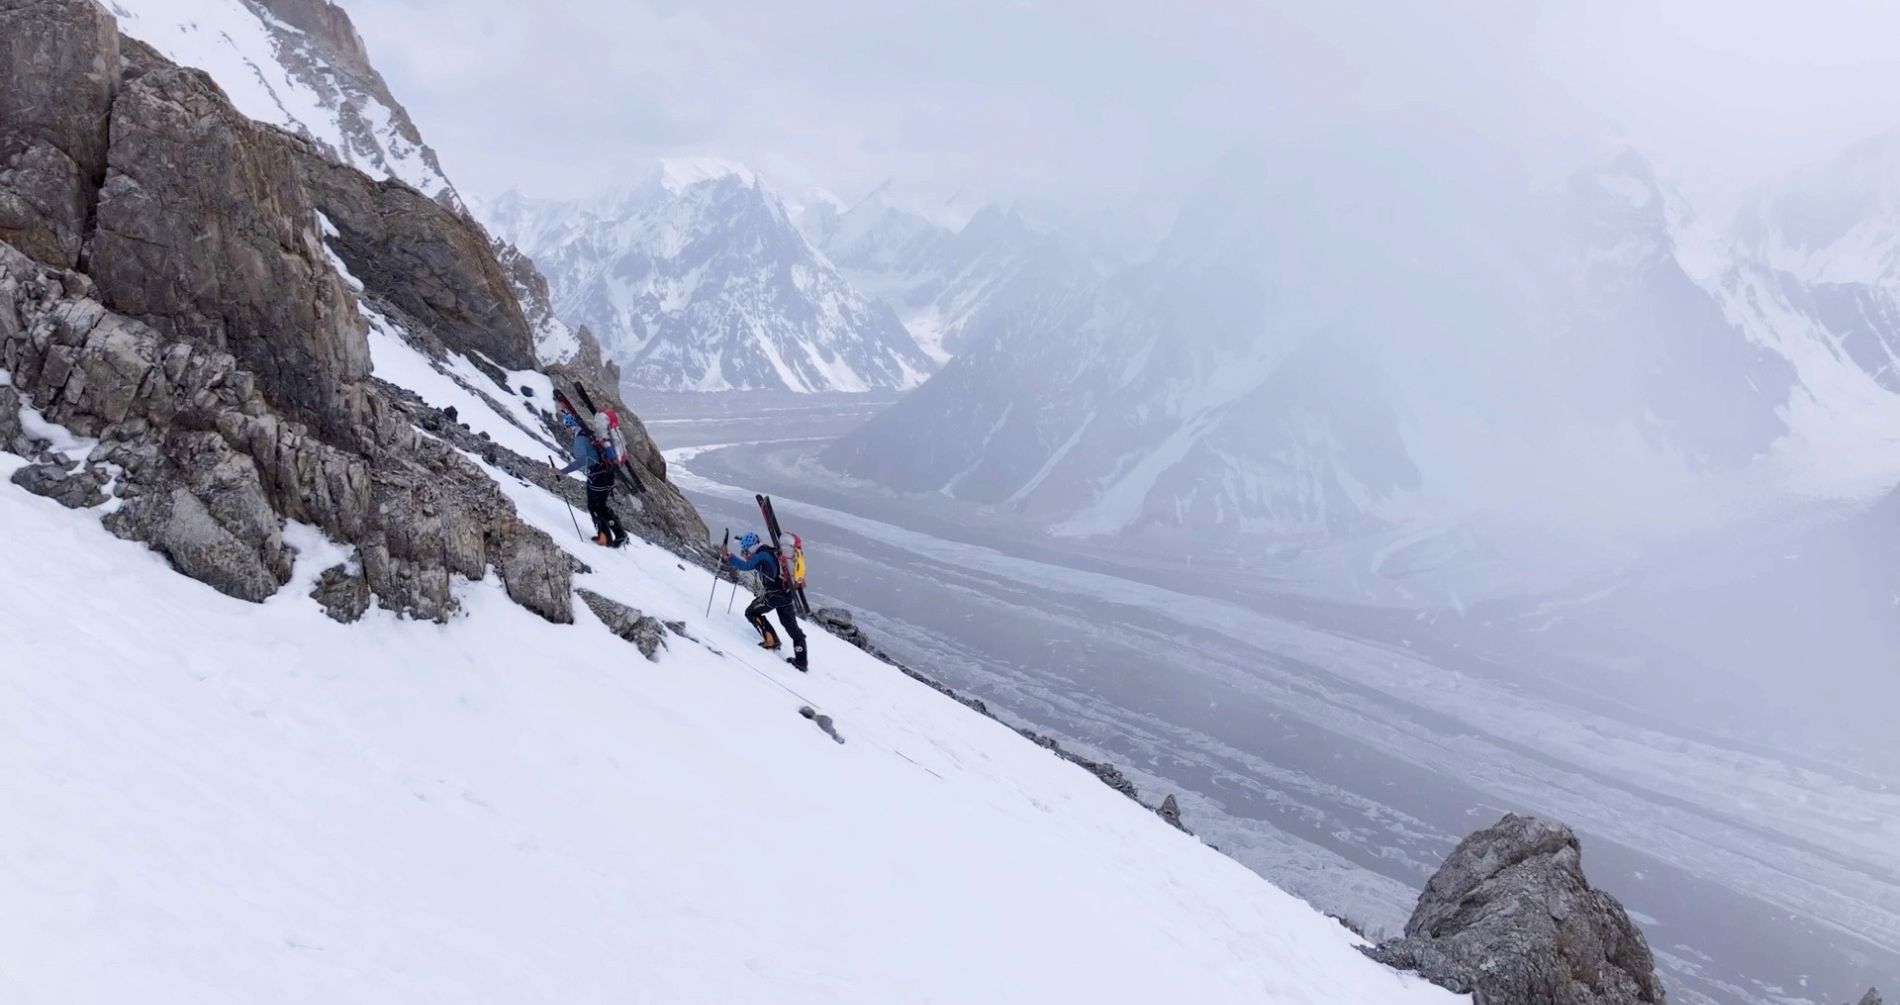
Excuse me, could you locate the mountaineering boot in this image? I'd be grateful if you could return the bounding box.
[594,532,610,546]
[789,645,808,672]
[759,626,781,651]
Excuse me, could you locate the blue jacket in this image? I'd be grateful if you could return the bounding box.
[727,548,786,591]
[558,429,603,475]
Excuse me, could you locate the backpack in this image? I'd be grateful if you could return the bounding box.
[778,532,807,590]
[592,410,631,467]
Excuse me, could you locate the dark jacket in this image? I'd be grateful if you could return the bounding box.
[727,548,786,592]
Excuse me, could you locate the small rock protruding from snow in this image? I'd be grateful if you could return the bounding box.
[578,589,668,661]
[1156,793,1186,832]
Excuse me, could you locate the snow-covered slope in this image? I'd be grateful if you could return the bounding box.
[477,165,938,392]
[0,353,1459,1005]
[105,0,458,205]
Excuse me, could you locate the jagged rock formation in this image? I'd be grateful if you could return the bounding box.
[1367,813,1666,1005]
[1848,990,1883,1005]
[0,0,707,622]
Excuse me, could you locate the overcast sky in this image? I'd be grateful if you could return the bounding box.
[345,0,1900,214]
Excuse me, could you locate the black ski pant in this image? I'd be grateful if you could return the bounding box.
[586,477,626,544]
[746,589,806,658]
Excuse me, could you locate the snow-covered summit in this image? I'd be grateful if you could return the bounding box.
[478,167,937,392]
[656,155,759,194]
[106,0,459,205]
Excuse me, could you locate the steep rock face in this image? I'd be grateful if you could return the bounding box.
[104,0,457,204]
[294,145,536,373]
[89,58,372,444]
[479,167,937,393]
[0,1,590,623]
[1367,813,1665,1005]
[0,242,572,621]
[0,0,120,268]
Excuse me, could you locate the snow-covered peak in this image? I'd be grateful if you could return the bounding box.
[1736,127,1900,287]
[656,156,758,194]
[106,0,460,206]
[479,170,936,392]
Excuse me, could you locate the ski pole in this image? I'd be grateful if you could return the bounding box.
[707,529,730,616]
[551,456,585,541]
[727,577,739,614]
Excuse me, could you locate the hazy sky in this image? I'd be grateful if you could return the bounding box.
[346,0,1900,214]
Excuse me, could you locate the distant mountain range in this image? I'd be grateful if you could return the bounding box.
[827,140,1900,540]
[476,167,939,393]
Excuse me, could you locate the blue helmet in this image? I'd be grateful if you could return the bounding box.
[560,411,579,429]
[737,532,761,553]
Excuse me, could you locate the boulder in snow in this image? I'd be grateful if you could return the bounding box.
[1367,813,1665,1005]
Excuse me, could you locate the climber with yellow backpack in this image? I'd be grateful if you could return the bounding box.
[725,527,809,671]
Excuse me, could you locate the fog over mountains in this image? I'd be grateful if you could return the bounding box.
[827,135,1900,548]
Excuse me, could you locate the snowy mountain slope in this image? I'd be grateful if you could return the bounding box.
[477,166,938,393]
[828,151,1429,540]
[0,358,1461,1005]
[106,0,458,204]
[832,142,1900,543]
[800,188,1100,361]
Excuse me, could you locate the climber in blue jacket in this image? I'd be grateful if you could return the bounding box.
[727,531,807,670]
[553,412,627,548]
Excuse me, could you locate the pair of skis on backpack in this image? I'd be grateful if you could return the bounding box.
[552,381,644,496]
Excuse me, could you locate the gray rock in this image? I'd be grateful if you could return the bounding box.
[1367,813,1666,1005]
[577,588,667,660]
[799,705,845,744]
[0,384,25,452]
[105,486,284,602]
[293,145,534,372]
[311,562,371,623]
[10,461,106,508]
[1157,793,1186,831]
[1851,990,1883,1005]
[0,0,119,268]
[87,63,371,444]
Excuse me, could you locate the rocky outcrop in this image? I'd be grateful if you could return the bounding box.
[294,146,535,373]
[11,460,108,508]
[1367,814,1666,1005]
[0,0,119,269]
[89,59,371,445]
[0,0,720,627]
[1850,990,1883,1005]
[0,240,573,621]
[0,1,592,624]
[1157,793,1185,831]
[577,588,667,660]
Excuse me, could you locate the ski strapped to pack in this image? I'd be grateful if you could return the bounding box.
[554,382,644,495]
[756,494,811,614]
